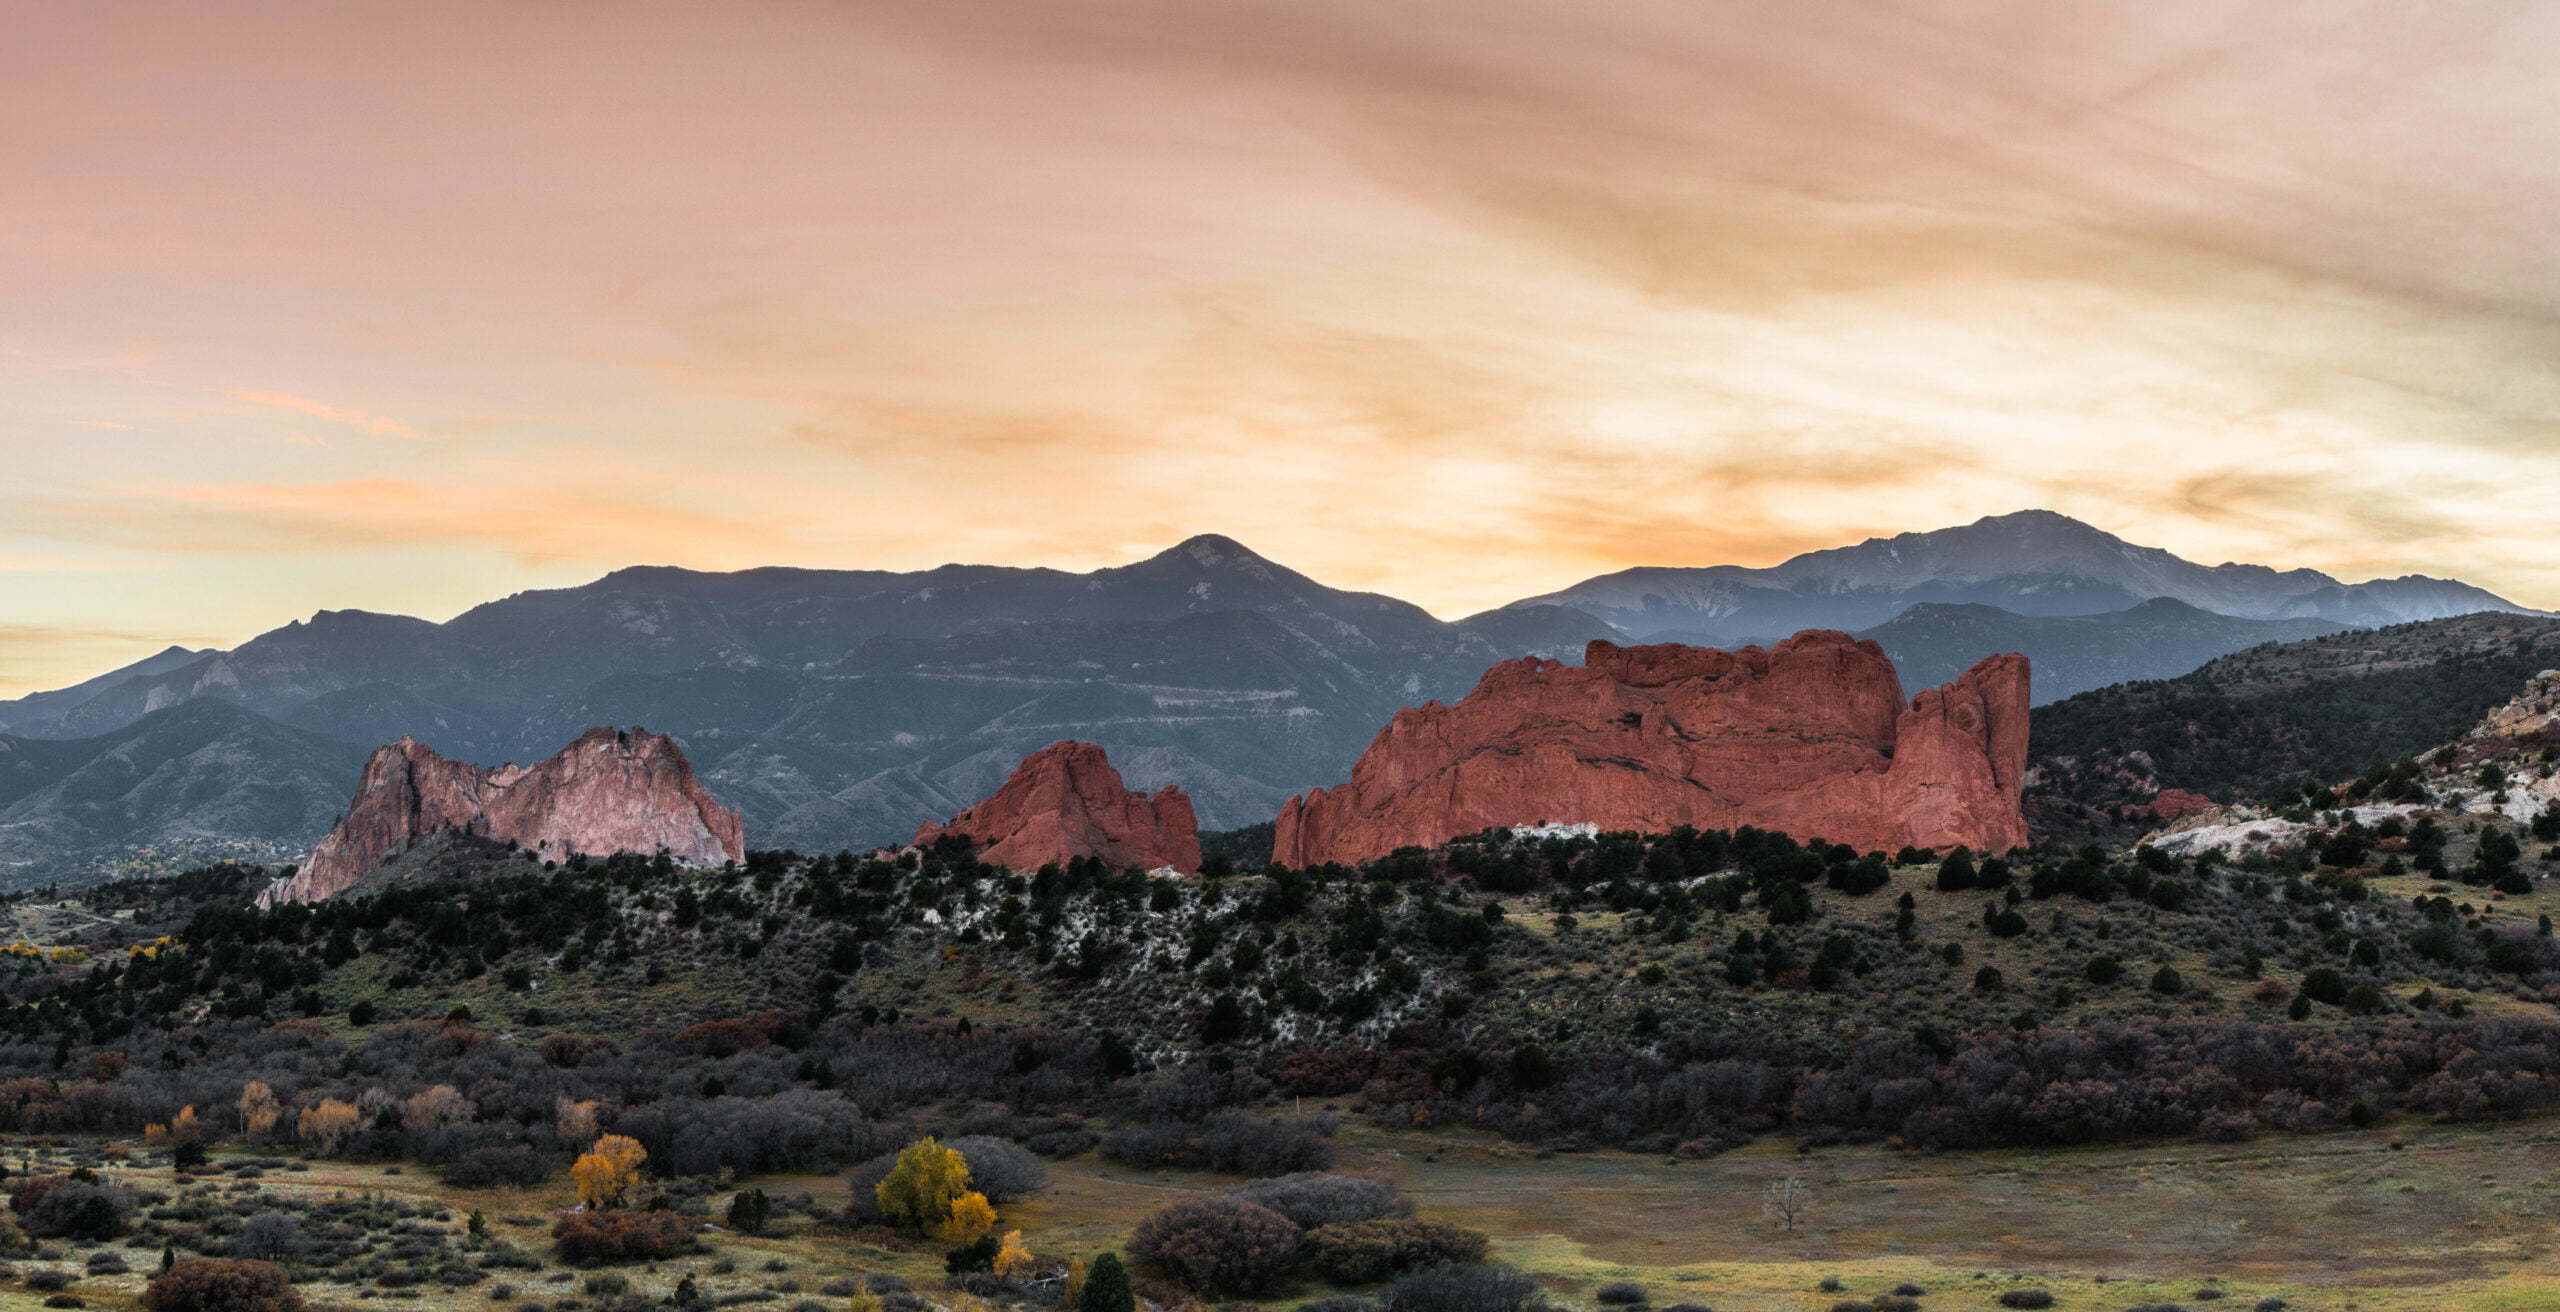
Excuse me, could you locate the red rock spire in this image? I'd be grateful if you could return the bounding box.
[916,740,1202,874]
[261,726,744,905]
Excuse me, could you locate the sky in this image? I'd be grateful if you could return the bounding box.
[5,0,2559,697]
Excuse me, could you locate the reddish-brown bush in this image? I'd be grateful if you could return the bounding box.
[539,1033,618,1068]
[1303,1218,1489,1285]
[141,1259,303,1312]
[1268,1046,1387,1097]
[550,1210,695,1264]
[671,1017,774,1058]
[1126,1197,1301,1296]
[8,1175,72,1214]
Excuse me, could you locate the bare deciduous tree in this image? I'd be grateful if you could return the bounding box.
[1763,1175,1809,1231]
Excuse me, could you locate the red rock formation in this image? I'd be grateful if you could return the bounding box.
[260,726,744,905]
[2147,788,2217,823]
[917,740,1201,874]
[1272,633,2029,867]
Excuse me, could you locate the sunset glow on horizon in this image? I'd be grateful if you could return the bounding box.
[7,0,2560,695]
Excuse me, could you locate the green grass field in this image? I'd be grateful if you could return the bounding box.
[18,1113,2560,1312]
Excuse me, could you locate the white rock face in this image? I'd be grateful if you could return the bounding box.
[2146,804,2424,858]
[2141,668,2560,855]
[1512,821,1601,842]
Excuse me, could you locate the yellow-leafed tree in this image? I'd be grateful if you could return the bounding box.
[940,1189,996,1244]
[572,1134,648,1210]
[846,1289,882,1312]
[1064,1255,1089,1304]
[298,1098,362,1155]
[238,1081,282,1140]
[146,1104,204,1144]
[874,1135,971,1235]
[993,1229,1035,1278]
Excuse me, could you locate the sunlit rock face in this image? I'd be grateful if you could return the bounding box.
[1273,633,2028,867]
[260,726,744,905]
[916,739,1202,874]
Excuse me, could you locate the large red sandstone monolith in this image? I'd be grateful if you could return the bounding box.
[917,740,1201,874]
[1271,633,2028,866]
[259,726,745,905]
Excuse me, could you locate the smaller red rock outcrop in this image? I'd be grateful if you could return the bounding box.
[259,727,744,905]
[917,740,1201,874]
[2146,788,2217,823]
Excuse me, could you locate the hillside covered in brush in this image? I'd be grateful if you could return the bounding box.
[2029,613,2560,823]
[5,799,2560,1166]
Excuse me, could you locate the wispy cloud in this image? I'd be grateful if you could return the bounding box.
[226,390,420,440]
[0,625,198,699]
[0,551,120,574]
[2,0,2558,658]
[31,473,811,571]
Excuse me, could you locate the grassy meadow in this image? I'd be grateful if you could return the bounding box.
[12,1114,2560,1312]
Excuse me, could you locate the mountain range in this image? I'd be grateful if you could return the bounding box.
[0,535,1607,878]
[0,511,2542,882]
[2026,610,2560,837]
[0,698,369,879]
[1512,508,2527,641]
[1854,598,2349,703]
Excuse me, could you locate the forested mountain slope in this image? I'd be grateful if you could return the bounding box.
[2029,613,2560,815]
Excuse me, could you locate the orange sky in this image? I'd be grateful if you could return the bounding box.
[6,0,2559,696]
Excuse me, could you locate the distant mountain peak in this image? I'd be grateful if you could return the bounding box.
[1858,509,2119,549]
[1112,534,1309,598]
[1515,510,2533,639]
[1972,508,2090,529]
[1163,533,1269,569]
[297,608,434,629]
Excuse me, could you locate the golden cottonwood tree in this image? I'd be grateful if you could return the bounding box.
[146,1105,204,1144]
[237,1082,282,1140]
[572,1134,648,1210]
[993,1230,1035,1277]
[874,1136,971,1234]
[940,1190,996,1244]
[298,1098,362,1155]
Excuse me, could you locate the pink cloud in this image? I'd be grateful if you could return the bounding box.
[227,389,419,440]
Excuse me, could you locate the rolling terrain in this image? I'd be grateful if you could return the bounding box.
[4,664,2559,1312]
[2029,611,2560,821]
[0,699,369,882]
